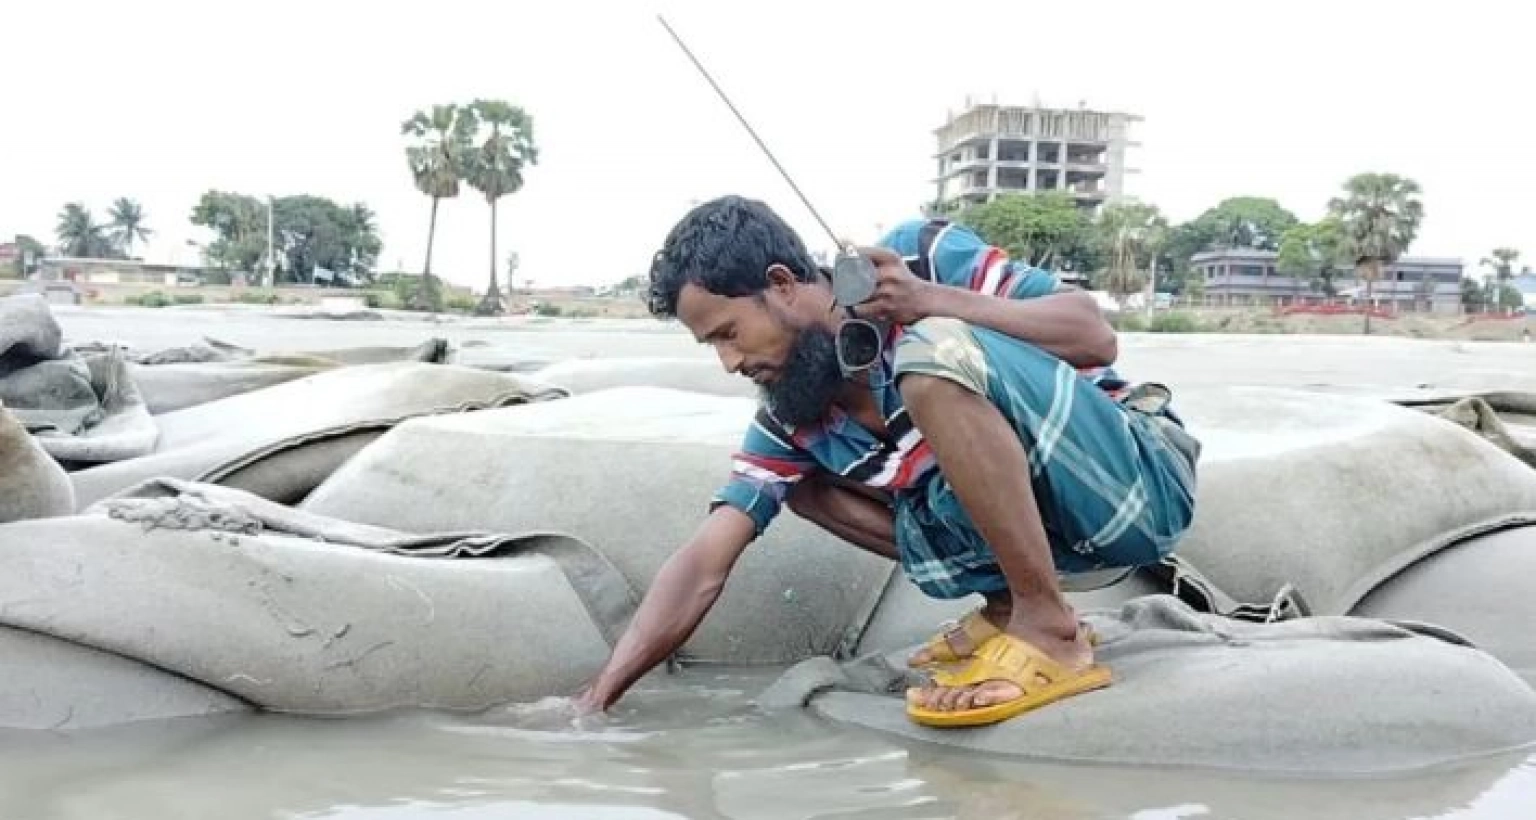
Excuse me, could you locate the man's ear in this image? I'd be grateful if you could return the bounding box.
[765,264,800,298]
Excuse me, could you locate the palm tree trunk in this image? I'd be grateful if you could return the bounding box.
[410,196,442,314]
[423,197,440,276]
[489,197,499,296]
[479,197,504,316]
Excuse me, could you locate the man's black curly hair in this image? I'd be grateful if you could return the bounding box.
[647,195,821,319]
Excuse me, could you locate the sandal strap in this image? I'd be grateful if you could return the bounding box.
[925,610,999,661]
[931,634,1071,693]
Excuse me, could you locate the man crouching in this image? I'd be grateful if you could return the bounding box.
[574,195,1198,727]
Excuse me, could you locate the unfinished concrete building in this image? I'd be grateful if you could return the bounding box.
[932,101,1140,214]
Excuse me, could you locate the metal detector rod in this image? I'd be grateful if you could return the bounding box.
[656,14,845,250]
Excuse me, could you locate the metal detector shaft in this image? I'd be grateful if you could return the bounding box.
[655,14,845,251]
[655,14,879,305]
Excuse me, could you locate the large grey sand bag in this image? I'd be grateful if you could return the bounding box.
[70,361,565,508]
[775,595,1536,775]
[303,386,894,665]
[0,401,74,522]
[0,483,634,721]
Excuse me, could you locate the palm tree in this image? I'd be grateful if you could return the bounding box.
[343,203,382,282]
[107,197,152,257]
[402,104,477,311]
[55,203,113,258]
[463,99,539,316]
[1094,203,1168,307]
[1480,248,1521,311]
[1328,173,1424,333]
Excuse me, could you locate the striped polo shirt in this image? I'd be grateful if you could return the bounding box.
[712,219,1130,536]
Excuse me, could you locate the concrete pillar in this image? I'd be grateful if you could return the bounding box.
[986,137,999,190]
[1027,140,1038,191]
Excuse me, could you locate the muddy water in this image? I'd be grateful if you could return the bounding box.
[4,669,1534,820]
[10,308,1536,818]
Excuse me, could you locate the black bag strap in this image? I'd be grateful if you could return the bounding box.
[906,218,950,282]
[1139,555,1311,624]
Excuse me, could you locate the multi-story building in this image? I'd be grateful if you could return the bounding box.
[931,101,1140,214]
[1190,248,1465,312]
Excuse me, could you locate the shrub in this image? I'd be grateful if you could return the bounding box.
[1109,313,1146,332]
[1108,311,1204,333]
[1149,311,1202,333]
[128,291,172,308]
[364,291,402,310]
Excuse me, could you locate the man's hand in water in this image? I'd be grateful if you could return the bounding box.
[571,685,609,716]
[566,507,757,714]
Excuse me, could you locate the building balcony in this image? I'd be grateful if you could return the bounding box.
[932,132,991,156]
[936,157,992,177]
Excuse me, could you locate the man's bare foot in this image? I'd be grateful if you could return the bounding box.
[905,598,1012,668]
[906,618,1094,714]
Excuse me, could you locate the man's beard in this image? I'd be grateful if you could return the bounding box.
[762,323,844,428]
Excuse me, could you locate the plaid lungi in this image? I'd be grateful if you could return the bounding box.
[889,317,1198,600]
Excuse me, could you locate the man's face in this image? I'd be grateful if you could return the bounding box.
[677,277,843,426]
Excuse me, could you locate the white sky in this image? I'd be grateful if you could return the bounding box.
[2,0,1530,290]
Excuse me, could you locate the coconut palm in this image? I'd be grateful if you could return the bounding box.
[1479,248,1521,309]
[55,203,113,258]
[402,103,478,310]
[107,197,152,257]
[1327,173,1424,333]
[463,99,538,316]
[1094,202,1168,305]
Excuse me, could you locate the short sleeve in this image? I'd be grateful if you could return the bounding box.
[710,408,819,537]
[877,219,1061,301]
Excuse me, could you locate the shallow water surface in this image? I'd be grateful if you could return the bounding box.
[3,670,1532,820]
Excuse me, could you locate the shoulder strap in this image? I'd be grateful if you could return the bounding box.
[906,218,951,282]
[756,404,799,441]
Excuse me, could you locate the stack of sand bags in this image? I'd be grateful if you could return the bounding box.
[0,295,158,466]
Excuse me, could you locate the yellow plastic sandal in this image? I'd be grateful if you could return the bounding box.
[906,633,1113,728]
[909,610,1001,668]
[912,615,1100,669]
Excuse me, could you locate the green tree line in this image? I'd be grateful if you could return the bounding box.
[944,171,1526,318]
[189,191,382,285]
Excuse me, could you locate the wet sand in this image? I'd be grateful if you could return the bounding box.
[8,306,1536,819]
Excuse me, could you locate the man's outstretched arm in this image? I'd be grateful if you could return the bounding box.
[574,506,757,712]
